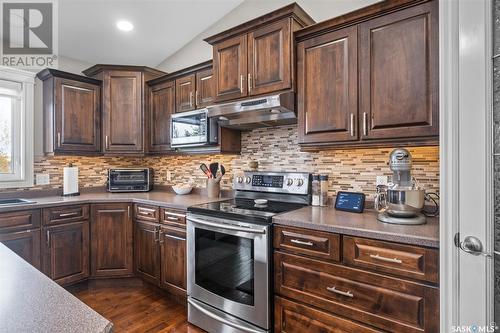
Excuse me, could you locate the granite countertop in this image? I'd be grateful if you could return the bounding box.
[0,189,233,213]
[0,243,112,333]
[273,206,439,248]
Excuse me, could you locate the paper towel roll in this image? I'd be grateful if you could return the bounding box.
[63,166,79,196]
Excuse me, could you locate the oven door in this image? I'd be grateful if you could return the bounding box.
[187,214,270,330]
[171,109,209,147]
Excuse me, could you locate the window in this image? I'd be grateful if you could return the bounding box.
[0,67,35,188]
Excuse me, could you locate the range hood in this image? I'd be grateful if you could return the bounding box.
[207,92,295,130]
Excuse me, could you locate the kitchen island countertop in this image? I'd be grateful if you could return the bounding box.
[273,206,439,248]
[0,243,113,333]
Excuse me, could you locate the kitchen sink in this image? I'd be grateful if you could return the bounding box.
[0,198,36,206]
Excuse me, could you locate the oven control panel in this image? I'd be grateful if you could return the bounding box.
[234,172,310,195]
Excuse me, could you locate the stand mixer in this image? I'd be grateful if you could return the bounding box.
[375,148,439,225]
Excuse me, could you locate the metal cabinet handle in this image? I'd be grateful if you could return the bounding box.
[164,211,185,218]
[290,239,314,246]
[248,74,252,93]
[166,216,179,221]
[195,90,199,106]
[57,132,61,147]
[189,91,194,107]
[158,230,164,244]
[369,253,402,264]
[363,112,368,136]
[350,113,355,137]
[46,230,50,247]
[188,216,266,234]
[164,233,185,242]
[326,286,354,298]
[105,135,109,150]
[240,75,244,93]
[154,226,160,243]
[127,206,130,219]
[59,212,79,217]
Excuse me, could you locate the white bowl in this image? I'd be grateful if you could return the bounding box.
[172,185,193,195]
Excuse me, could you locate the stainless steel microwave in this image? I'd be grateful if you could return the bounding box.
[170,109,219,148]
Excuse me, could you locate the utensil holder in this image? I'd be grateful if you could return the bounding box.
[207,178,221,198]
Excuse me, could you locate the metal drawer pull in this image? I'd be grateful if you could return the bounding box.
[240,75,244,93]
[363,112,368,136]
[164,211,185,218]
[350,113,355,137]
[326,286,354,298]
[59,212,79,217]
[290,239,314,246]
[166,216,180,221]
[164,234,185,242]
[370,254,402,264]
[139,207,156,214]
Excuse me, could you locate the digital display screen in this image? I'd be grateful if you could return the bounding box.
[252,175,284,188]
[335,192,365,213]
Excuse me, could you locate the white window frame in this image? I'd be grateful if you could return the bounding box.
[0,66,35,188]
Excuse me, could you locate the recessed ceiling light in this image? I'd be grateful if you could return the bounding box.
[116,20,133,32]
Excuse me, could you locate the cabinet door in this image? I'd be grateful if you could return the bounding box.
[359,1,438,140]
[213,34,247,102]
[248,19,291,96]
[91,203,133,277]
[54,78,101,153]
[297,26,358,144]
[195,68,215,108]
[134,220,160,285]
[160,226,186,296]
[0,229,41,269]
[102,71,143,153]
[149,80,175,152]
[175,74,196,113]
[42,221,89,285]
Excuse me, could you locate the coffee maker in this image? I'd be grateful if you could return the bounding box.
[375,148,438,225]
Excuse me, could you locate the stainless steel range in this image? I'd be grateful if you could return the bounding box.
[186,171,311,333]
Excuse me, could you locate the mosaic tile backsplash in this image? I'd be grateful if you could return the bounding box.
[4,125,439,200]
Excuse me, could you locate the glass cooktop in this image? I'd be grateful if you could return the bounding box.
[188,198,307,224]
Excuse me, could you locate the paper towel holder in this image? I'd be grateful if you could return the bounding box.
[63,163,80,197]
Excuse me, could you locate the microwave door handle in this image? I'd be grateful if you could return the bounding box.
[188,216,266,234]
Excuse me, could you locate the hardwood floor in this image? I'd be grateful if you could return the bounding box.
[67,278,205,333]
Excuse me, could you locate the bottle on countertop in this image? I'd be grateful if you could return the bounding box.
[319,175,329,207]
[311,174,320,206]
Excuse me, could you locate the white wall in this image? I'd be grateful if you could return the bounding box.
[34,56,93,157]
[157,0,381,72]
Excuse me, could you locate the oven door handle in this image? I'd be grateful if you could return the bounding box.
[188,216,266,234]
[187,298,264,333]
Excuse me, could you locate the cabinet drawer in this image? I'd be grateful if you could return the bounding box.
[275,251,439,333]
[160,208,186,228]
[343,236,439,283]
[274,225,340,261]
[0,210,40,232]
[43,205,89,225]
[134,204,159,222]
[275,296,383,333]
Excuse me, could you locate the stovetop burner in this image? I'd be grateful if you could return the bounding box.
[188,198,307,224]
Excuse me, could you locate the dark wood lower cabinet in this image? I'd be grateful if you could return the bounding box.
[134,220,160,285]
[160,226,186,296]
[91,203,133,278]
[275,296,383,333]
[42,221,89,285]
[0,229,41,269]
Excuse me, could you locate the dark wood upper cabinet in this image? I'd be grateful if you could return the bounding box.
[205,4,315,103]
[82,65,165,155]
[37,69,101,155]
[248,19,291,96]
[90,203,133,278]
[195,68,215,108]
[175,73,196,112]
[42,220,89,285]
[134,220,160,285]
[297,26,358,144]
[148,80,175,152]
[212,34,248,102]
[359,1,438,141]
[0,229,41,269]
[296,0,439,149]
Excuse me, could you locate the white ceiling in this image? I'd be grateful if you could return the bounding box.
[59,0,244,68]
